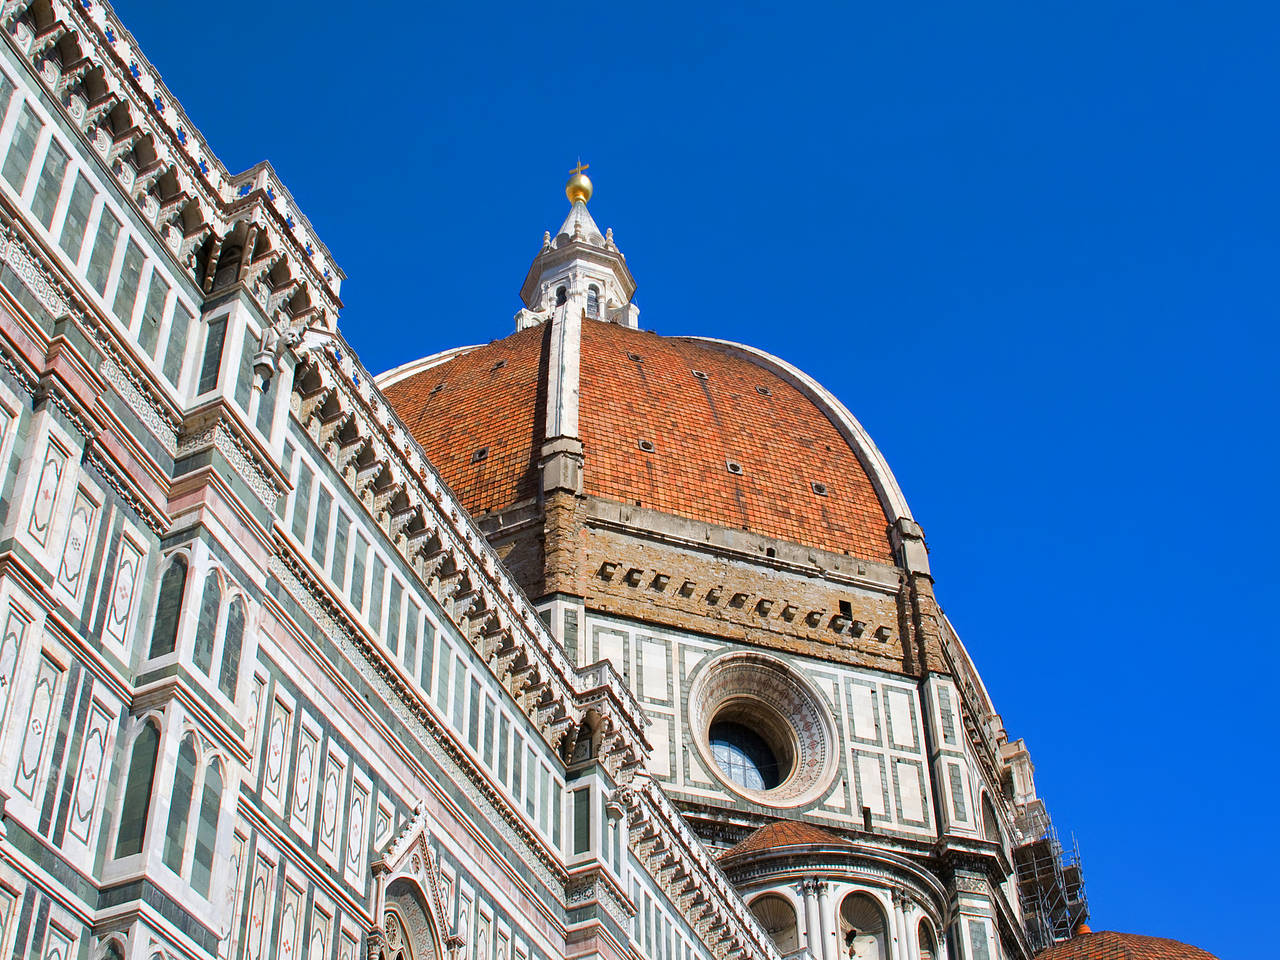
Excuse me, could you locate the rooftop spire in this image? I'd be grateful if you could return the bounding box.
[516,164,639,330]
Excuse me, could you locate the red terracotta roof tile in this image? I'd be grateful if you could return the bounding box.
[1036,931,1219,960]
[720,820,851,859]
[384,320,894,563]
[578,321,892,561]
[381,324,548,517]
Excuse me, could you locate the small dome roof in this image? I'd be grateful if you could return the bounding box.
[1036,930,1220,960]
[720,820,852,860]
[382,318,896,562]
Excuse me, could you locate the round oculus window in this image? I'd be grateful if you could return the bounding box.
[689,651,838,806]
[709,721,782,791]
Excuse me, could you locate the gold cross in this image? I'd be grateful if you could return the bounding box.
[570,160,589,176]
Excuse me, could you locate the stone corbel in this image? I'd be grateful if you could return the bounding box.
[266,277,301,315]
[156,187,191,224]
[54,54,92,97]
[28,19,68,60]
[133,156,168,197]
[0,1,27,30]
[107,124,143,166]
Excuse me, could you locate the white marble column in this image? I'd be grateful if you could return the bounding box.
[818,882,839,960]
[802,880,823,960]
[890,889,912,960]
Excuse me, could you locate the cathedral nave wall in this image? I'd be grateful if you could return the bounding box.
[560,607,938,846]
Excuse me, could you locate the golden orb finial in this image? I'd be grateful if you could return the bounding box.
[566,160,592,204]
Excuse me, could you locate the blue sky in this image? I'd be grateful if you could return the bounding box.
[117,1,1275,955]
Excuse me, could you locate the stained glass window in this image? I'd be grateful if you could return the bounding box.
[2,104,41,192]
[112,238,146,324]
[218,598,244,699]
[192,575,221,675]
[85,208,121,294]
[191,761,222,896]
[58,173,94,261]
[709,721,780,791]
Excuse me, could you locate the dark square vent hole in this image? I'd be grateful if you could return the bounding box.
[638,439,656,453]
[726,460,743,475]
[429,382,445,396]
[811,481,829,496]
[471,447,489,463]
[756,385,772,396]
[491,359,507,371]
[691,369,709,380]
[627,351,643,362]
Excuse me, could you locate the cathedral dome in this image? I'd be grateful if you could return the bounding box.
[1035,930,1220,960]
[381,318,899,563]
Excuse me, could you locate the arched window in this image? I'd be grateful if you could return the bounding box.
[750,894,799,954]
[191,760,223,896]
[381,909,414,960]
[149,556,187,657]
[218,598,245,699]
[114,722,159,858]
[163,735,198,872]
[840,892,888,960]
[982,794,1002,847]
[586,285,600,319]
[918,920,938,960]
[555,286,567,306]
[192,575,222,674]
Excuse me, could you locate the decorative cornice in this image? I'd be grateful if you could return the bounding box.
[175,416,280,507]
[290,339,649,772]
[718,838,950,912]
[627,778,782,960]
[1,0,343,326]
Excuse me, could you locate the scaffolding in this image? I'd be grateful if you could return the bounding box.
[1013,801,1088,953]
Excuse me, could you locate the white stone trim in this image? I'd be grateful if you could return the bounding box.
[544,305,580,440]
[375,346,482,390]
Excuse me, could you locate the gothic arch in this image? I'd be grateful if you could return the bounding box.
[148,551,189,658]
[113,714,162,859]
[371,807,458,960]
[379,878,445,960]
[981,792,1003,847]
[94,935,126,960]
